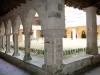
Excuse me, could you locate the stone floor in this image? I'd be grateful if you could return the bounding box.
[83,66,100,75]
[0,58,31,75]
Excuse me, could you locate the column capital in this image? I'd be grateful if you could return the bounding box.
[84,6,97,12]
[43,29,65,37]
[5,33,12,36]
[13,33,18,35]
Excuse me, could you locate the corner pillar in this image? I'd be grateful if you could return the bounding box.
[43,29,64,74]
[42,0,65,73]
[85,6,98,55]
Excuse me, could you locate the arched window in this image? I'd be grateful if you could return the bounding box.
[81,30,86,38]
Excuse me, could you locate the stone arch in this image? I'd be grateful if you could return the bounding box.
[14,15,24,42]
[27,9,37,25]
[5,19,12,35]
[22,8,40,33]
[26,0,45,28]
[0,21,5,36]
[14,15,22,34]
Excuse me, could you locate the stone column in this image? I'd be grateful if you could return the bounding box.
[5,34,11,53]
[42,0,65,74]
[23,32,32,61]
[0,36,3,50]
[13,33,20,56]
[33,29,37,40]
[22,34,25,41]
[72,29,76,40]
[2,36,6,49]
[85,6,98,55]
[43,30,64,74]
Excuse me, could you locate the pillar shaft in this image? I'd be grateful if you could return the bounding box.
[5,35,10,53]
[0,36,3,49]
[43,30,64,73]
[2,36,6,49]
[44,35,63,65]
[24,32,32,61]
[86,7,98,55]
[34,29,37,39]
[42,0,65,74]
[13,34,20,56]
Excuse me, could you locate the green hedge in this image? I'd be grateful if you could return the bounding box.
[18,45,100,55]
[18,47,87,55]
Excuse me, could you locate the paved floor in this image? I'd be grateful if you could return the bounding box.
[0,58,31,75]
[83,66,100,75]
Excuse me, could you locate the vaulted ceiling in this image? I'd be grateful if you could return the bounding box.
[0,0,26,16]
[0,0,100,17]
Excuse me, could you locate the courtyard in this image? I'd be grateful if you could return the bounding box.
[18,38,100,50]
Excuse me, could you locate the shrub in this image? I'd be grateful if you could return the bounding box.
[19,47,25,50]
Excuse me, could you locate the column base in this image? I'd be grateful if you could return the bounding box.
[42,64,63,75]
[0,48,4,51]
[13,52,20,56]
[86,47,98,55]
[5,50,11,53]
[23,54,32,61]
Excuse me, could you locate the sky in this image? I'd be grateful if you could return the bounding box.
[27,6,100,28]
[65,6,100,28]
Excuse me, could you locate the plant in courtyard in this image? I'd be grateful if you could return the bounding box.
[18,46,88,56]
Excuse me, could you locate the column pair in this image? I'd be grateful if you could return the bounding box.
[23,31,32,61]
[0,36,5,50]
[5,34,11,53]
[13,33,20,56]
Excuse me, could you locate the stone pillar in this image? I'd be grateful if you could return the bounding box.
[13,33,20,56]
[22,34,25,41]
[43,30,64,74]
[72,29,76,40]
[2,36,6,49]
[5,34,11,53]
[42,0,65,74]
[23,32,32,61]
[0,36,3,50]
[85,6,98,55]
[33,29,37,40]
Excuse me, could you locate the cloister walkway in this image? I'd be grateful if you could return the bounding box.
[83,66,100,75]
[1,56,100,75]
[0,58,32,75]
[0,47,100,75]
[0,48,92,67]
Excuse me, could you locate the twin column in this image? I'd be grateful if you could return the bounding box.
[13,33,20,56]
[23,32,32,61]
